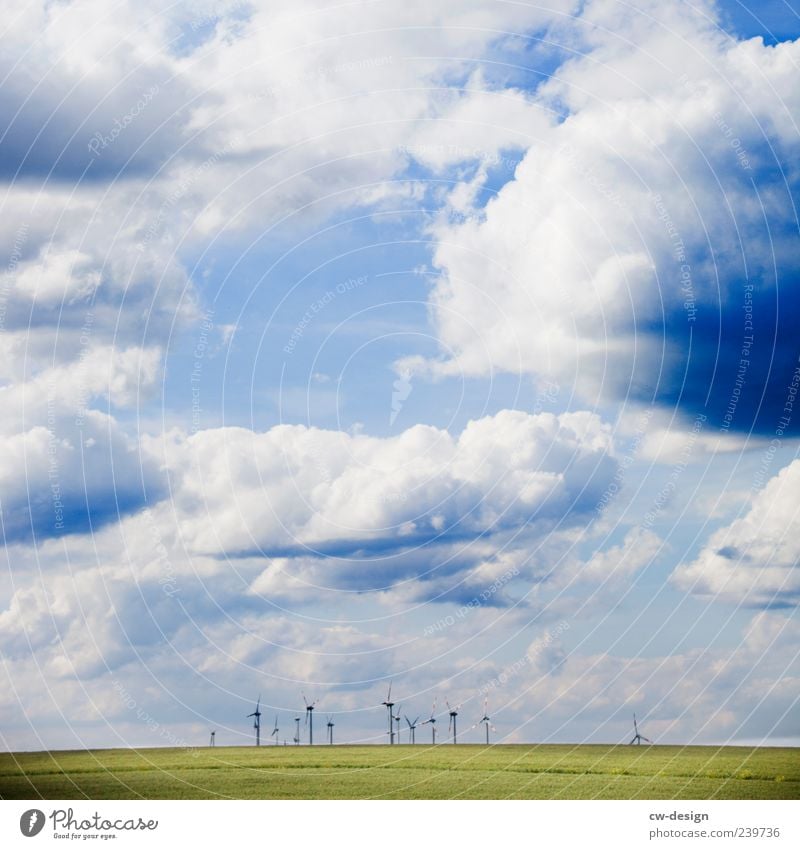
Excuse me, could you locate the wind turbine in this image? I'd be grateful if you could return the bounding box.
[447,700,459,744]
[293,716,301,745]
[271,715,279,745]
[327,715,335,744]
[303,693,318,744]
[394,704,403,744]
[630,713,652,745]
[209,730,215,747]
[381,682,395,745]
[247,695,262,747]
[405,715,420,744]
[478,698,494,744]
[421,699,437,744]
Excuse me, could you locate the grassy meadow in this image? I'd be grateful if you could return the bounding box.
[1,744,798,800]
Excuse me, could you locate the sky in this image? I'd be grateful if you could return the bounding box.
[0,0,799,752]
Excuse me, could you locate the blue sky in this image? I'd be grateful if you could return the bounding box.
[0,0,799,752]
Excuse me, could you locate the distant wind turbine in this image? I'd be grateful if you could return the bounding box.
[477,698,494,744]
[247,695,262,747]
[303,692,318,744]
[421,699,438,744]
[382,682,396,745]
[447,700,459,744]
[630,713,652,745]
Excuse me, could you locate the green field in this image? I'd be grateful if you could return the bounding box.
[2,744,798,800]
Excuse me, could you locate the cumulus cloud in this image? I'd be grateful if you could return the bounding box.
[673,459,800,607]
[161,409,616,558]
[415,0,800,434]
[0,346,165,541]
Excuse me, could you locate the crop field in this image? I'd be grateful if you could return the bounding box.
[1,744,798,800]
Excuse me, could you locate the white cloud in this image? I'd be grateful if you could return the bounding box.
[0,346,165,541]
[673,459,800,607]
[414,2,800,431]
[161,409,616,557]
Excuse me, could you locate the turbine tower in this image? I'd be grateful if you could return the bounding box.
[327,715,335,744]
[394,703,402,744]
[405,715,420,744]
[209,730,215,747]
[630,713,652,745]
[381,682,395,745]
[303,692,318,744]
[479,698,494,744]
[247,695,262,747]
[447,700,459,744]
[271,715,279,745]
[293,716,301,745]
[421,699,437,744]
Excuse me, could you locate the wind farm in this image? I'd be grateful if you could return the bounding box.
[1,688,796,800]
